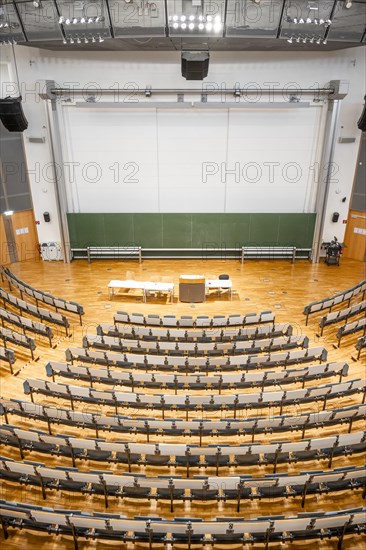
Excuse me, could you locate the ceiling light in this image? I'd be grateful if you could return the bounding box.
[77,37,81,43]
[180,15,186,22]
[88,18,93,24]
[314,18,318,24]
[198,15,204,22]
[181,22,187,29]
[80,17,86,24]
[63,39,67,44]
[214,15,221,22]
[206,22,213,31]
[299,18,304,24]
[84,37,88,43]
[293,18,298,24]
[33,1,41,7]
[310,37,314,43]
[92,36,96,42]
[99,36,104,42]
[345,1,352,7]
[319,19,324,24]
[73,18,78,24]
[206,15,213,22]
[214,22,222,32]
[306,17,311,23]
[65,18,70,25]
[302,37,307,43]
[173,22,179,29]
[287,36,293,43]
[325,19,332,25]
[172,15,178,21]
[198,23,204,30]
[59,16,64,24]
[189,15,195,21]
[189,23,195,30]
[296,36,301,42]
[70,38,74,44]
[323,38,327,44]
[95,16,100,23]
[316,38,321,44]
[4,211,14,216]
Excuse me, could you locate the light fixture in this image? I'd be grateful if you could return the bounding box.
[323,38,327,44]
[206,15,213,22]
[65,18,71,25]
[77,37,81,43]
[206,22,213,31]
[92,36,96,43]
[181,22,187,29]
[189,22,195,30]
[214,22,222,32]
[198,15,204,22]
[293,17,298,24]
[299,18,304,24]
[98,35,104,42]
[33,1,41,7]
[198,23,204,30]
[70,37,74,44]
[59,16,64,24]
[296,36,301,42]
[316,37,321,44]
[4,211,14,216]
[84,37,88,43]
[214,15,221,22]
[306,17,311,23]
[287,36,293,43]
[345,1,352,7]
[172,15,178,21]
[180,15,186,22]
[173,22,178,29]
[73,18,78,24]
[319,18,324,24]
[88,17,93,23]
[63,38,67,44]
[189,15,195,21]
[80,17,86,24]
[314,18,318,24]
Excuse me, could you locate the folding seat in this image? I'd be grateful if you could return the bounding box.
[129,313,145,325]
[132,515,165,543]
[115,445,141,466]
[204,446,230,471]
[190,478,219,500]
[156,476,185,501]
[222,477,253,501]
[175,445,201,470]
[84,438,113,461]
[146,314,161,326]
[195,316,211,328]
[179,316,195,328]
[54,466,88,492]
[234,445,261,466]
[162,315,178,327]
[212,316,227,328]
[256,476,288,498]
[171,517,204,545]
[227,315,244,326]
[145,446,171,466]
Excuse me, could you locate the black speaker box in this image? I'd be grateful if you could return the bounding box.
[181,52,209,81]
[0,97,28,132]
[357,95,366,132]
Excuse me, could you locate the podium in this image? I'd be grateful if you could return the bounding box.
[179,275,205,303]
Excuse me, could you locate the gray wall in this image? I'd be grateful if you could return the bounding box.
[351,132,366,213]
[0,123,32,213]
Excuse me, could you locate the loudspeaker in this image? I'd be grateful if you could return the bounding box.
[181,52,209,81]
[332,212,340,223]
[43,212,51,223]
[0,97,28,132]
[357,95,366,132]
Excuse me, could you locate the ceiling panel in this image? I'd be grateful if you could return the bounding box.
[0,2,25,43]
[109,0,166,37]
[280,0,335,43]
[328,0,366,42]
[226,0,284,38]
[16,0,62,41]
[57,0,111,42]
[167,0,225,38]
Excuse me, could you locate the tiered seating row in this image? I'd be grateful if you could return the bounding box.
[23,377,365,418]
[0,308,54,347]
[46,361,349,393]
[0,266,84,324]
[0,326,36,361]
[65,346,328,372]
[303,280,366,325]
[0,500,364,549]
[336,317,366,347]
[1,456,364,510]
[1,398,364,443]
[115,310,275,328]
[1,423,365,472]
[319,300,366,336]
[0,348,15,374]
[0,288,70,335]
[83,333,308,356]
[354,336,366,361]
[98,322,292,342]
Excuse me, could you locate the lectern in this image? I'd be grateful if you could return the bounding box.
[179,275,205,303]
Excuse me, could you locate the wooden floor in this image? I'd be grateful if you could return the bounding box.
[0,256,365,550]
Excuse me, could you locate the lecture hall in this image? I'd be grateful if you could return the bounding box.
[0,1,365,549]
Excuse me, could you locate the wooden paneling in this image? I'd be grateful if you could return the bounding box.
[343,209,366,261]
[0,214,10,264]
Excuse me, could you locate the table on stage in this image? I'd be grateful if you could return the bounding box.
[108,280,174,302]
[205,279,233,300]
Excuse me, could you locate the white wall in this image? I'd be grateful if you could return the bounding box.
[1,45,365,245]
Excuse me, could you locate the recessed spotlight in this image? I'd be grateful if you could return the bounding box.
[173,22,179,29]
[189,15,195,21]
[180,15,186,22]
[181,22,187,29]
[172,15,178,21]
[206,15,213,22]
[198,23,204,30]
[206,22,213,31]
[287,36,293,43]
[188,23,195,30]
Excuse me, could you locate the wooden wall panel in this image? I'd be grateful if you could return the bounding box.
[343,210,366,262]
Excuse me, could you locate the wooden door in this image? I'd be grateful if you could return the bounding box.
[343,210,366,262]
[0,210,39,265]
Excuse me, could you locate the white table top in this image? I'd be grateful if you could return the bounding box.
[206,279,232,288]
[108,280,174,291]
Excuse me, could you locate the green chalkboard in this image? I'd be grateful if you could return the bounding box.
[67,213,316,251]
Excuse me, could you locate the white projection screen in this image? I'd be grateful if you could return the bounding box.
[60,104,323,214]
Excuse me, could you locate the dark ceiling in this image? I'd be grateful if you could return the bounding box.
[0,0,365,52]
